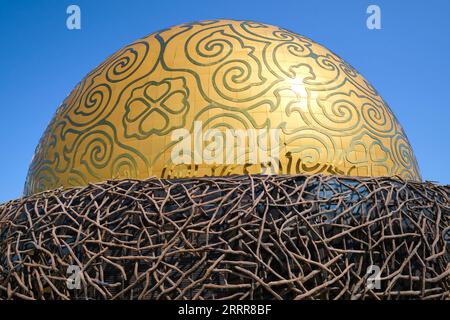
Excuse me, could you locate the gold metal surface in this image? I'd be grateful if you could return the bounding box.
[25,19,421,194]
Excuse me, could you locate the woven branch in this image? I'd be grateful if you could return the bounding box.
[0,174,449,300]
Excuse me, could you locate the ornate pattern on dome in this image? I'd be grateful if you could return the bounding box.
[25,19,421,195]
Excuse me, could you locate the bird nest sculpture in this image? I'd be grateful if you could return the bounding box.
[0,174,449,300]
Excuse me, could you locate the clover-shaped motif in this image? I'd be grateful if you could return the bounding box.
[124,77,189,139]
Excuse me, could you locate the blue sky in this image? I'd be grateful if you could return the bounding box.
[0,0,449,202]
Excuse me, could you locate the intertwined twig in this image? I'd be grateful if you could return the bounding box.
[0,174,449,300]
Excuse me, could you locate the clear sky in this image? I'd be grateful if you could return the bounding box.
[0,0,449,203]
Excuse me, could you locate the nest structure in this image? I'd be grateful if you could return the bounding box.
[0,174,449,300]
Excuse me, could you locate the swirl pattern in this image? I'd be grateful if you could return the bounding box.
[25,19,421,195]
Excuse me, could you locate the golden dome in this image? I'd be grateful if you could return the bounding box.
[25,19,421,195]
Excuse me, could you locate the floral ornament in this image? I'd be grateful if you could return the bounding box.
[124,77,190,139]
